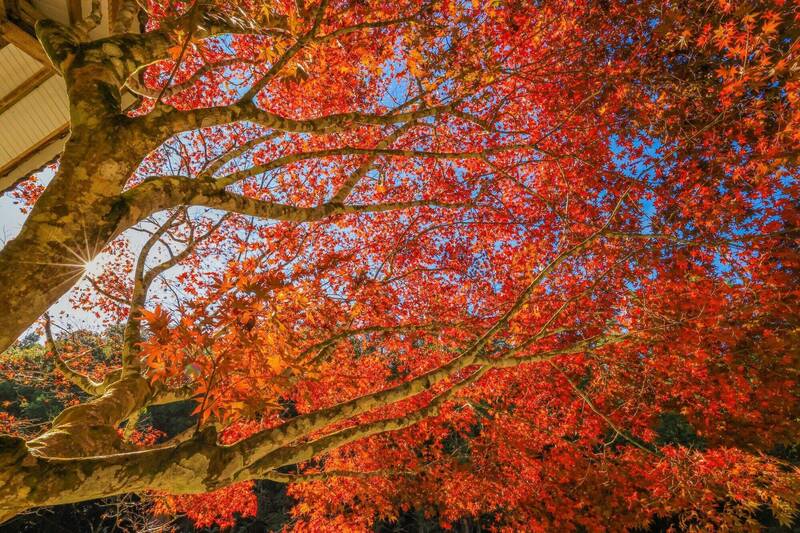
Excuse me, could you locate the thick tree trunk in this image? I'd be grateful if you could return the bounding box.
[0,140,131,351]
[0,17,166,351]
[0,19,241,519]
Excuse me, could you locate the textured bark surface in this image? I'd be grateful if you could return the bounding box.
[0,18,159,351]
[0,13,228,519]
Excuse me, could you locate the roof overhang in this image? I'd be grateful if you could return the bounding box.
[0,0,137,193]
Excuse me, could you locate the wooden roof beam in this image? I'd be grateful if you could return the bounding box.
[0,66,53,115]
[0,20,54,71]
[9,0,46,28]
[67,0,82,26]
[0,122,68,194]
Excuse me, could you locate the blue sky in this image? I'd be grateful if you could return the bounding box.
[0,169,47,245]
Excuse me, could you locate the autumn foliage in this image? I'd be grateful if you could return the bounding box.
[1,0,799,530]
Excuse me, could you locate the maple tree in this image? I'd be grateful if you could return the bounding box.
[0,0,799,529]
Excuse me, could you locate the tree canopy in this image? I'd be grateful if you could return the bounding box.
[0,0,798,530]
